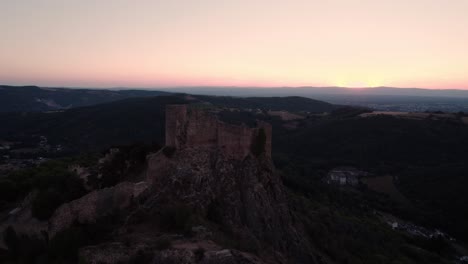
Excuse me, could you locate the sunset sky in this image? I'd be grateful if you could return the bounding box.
[1,0,467,89]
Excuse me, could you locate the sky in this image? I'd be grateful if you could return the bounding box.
[1,0,468,89]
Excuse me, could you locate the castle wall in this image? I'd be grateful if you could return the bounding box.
[165,105,187,147]
[257,121,272,157]
[165,105,272,159]
[217,123,255,159]
[185,109,218,147]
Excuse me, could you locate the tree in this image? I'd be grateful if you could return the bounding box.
[0,180,18,202]
[32,189,63,220]
[3,226,19,257]
[251,128,267,156]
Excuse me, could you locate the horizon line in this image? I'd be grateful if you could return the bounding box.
[2,83,468,91]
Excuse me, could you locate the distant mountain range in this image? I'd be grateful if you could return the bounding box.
[157,86,468,112]
[2,85,468,113]
[156,86,468,98]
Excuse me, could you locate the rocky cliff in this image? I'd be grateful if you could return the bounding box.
[50,105,315,264]
[48,181,149,237]
[143,105,315,263]
[146,147,315,263]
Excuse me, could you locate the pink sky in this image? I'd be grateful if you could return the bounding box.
[1,0,468,89]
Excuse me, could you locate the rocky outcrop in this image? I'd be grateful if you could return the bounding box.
[79,241,264,264]
[48,181,148,237]
[153,248,264,264]
[53,105,314,264]
[0,191,47,249]
[79,242,150,264]
[146,148,314,263]
[145,106,315,263]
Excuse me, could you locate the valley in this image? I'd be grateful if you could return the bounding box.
[0,87,467,263]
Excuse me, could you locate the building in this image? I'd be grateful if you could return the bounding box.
[326,167,367,186]
[165,104,272,160]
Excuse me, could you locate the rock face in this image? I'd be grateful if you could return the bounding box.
[0,191,47,249]
[79,242,264,264]
[53,105,314,264]
[145,105,315,263]
[48,181,148,237]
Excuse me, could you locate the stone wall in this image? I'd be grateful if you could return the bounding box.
[165,105,187,148]
[165,105,271,159]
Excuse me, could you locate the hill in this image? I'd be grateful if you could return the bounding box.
[0,85,170,112]
[2,92,467,244]
[0,94,336,152]
[160,87,468,112]
[1,98,468,263]
[271,113,468,243]
[0,96,186,151]
[2,105,467,263]
[160,86,468,98]
[195,95,336,113]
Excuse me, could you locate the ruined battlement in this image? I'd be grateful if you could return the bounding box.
[165,105,271,159]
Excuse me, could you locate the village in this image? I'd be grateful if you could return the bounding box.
[0,136,63,174]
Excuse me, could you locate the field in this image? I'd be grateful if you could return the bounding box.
[362,175,410,205]
[360,111,458,121]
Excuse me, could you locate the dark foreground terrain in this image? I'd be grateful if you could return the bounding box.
[1,89,468,263]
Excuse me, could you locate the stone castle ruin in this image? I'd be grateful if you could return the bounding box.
[46,104,314,263]
[165,105,272,159]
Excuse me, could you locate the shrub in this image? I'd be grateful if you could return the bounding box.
[129,249,154,264]
[0,180,18,202]
[154,237,172,250]
[162,146,176,158]
[48,227,87,261]
[238,235,260,254]
[193,247,205,262]
[32,179,86,220]
[158,204,193,232]
[2,227,47,262]
[32,189,63,220]
[3,226,19,256]
[251,128,266,156]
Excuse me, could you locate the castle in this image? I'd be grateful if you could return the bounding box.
[165,105,272,159]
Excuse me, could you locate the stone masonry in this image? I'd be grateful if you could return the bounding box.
[165,105,272,159]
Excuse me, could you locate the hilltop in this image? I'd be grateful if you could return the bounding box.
[1,105,318,264]
[0,85,170,113]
